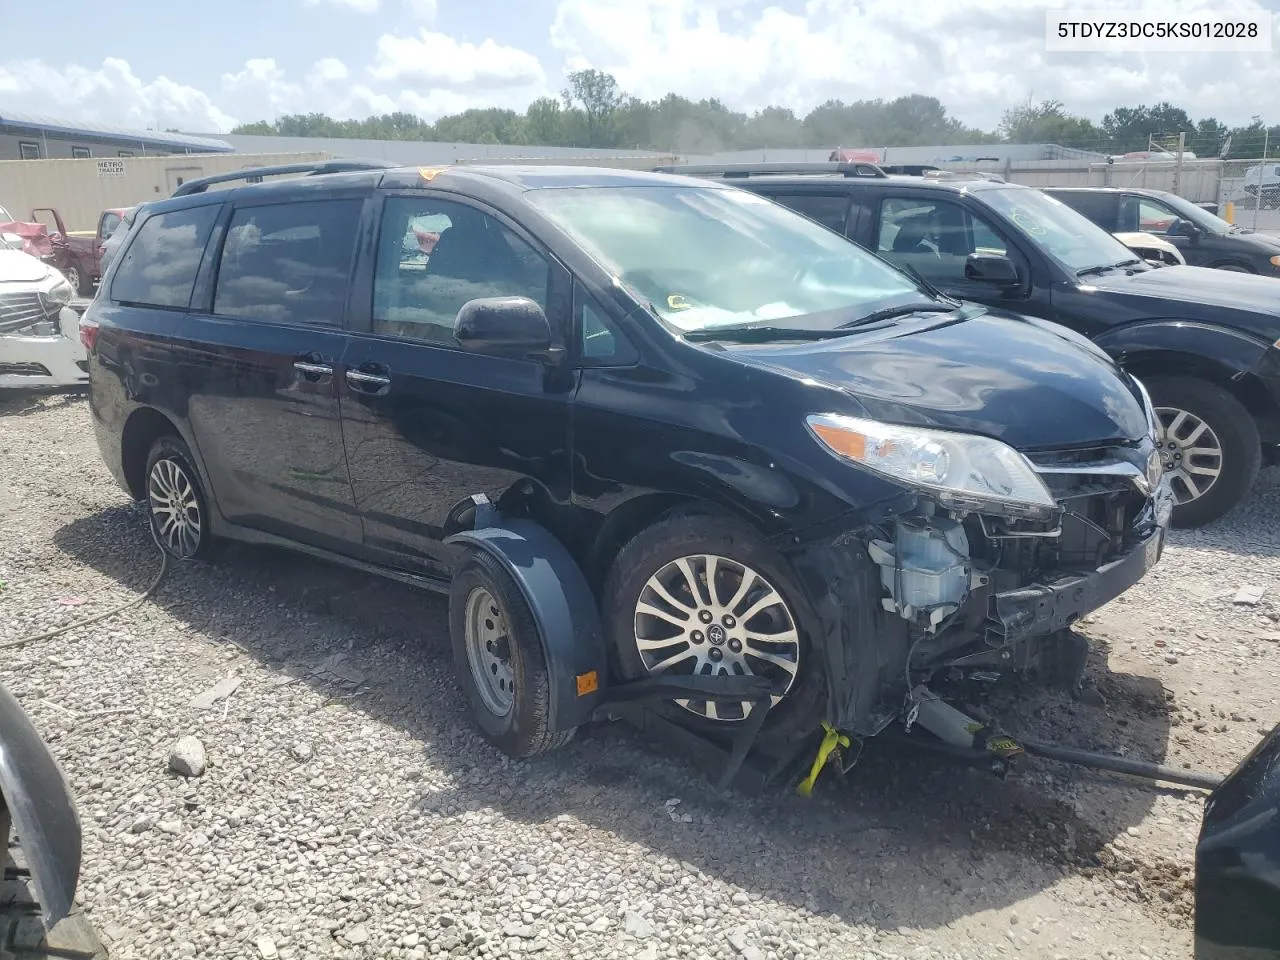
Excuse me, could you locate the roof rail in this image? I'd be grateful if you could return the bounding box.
[653,161,889,179]
[920,169,1007,183]
[170,159,398,197]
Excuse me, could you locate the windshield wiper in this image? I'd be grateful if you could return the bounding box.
[683,325,858,343]
[1076,258,1142,278]
[837,303,959,329]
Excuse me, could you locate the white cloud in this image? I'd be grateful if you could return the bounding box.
[369,29,547,93]
[550,0,1280,130]
[0,56,236,132]
[309,57,351,85]
[404,0,438,20]
[303,0,380,11]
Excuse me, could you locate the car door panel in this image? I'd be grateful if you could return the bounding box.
[341,192,576,579]
[179,194,367,552]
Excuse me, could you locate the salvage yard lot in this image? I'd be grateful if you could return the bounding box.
[2,392,1279,960]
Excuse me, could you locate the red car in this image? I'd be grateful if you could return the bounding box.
[0,205,130,295]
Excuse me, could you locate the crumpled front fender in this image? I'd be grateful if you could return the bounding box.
[0,682,82,928]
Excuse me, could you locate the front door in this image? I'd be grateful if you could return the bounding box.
[869,194,1036,309]
[179,194,366,552]
[341,193,575,580]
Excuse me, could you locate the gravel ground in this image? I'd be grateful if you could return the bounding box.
[2,391,1278,960]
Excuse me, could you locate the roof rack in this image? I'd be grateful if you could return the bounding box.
[653,161,889,179]
[919,170,1007,183]
[170,159,398,197]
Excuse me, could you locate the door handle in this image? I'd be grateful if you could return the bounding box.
[293,361,333,377]
[346,368,391,395]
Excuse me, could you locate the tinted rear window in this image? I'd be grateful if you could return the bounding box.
[214,199,362,327]
[110,205,220,308]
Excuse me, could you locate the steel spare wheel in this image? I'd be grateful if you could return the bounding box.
[632,554,801,721]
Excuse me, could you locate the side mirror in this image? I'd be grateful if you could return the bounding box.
[453,296,562,362]
[964,252,1019,284]
[1168,218,1198,238]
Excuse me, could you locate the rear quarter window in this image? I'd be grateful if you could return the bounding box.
[110,205,220,309]
[1050,192,1115,227]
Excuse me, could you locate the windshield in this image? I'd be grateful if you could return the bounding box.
[1158,193,1234,234]
[981,187,1139,274]
[525,184,929,332]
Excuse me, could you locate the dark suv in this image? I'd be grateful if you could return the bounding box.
[1042,185,1280,276]
[662,162,1280,528]
[82,161,1170,760]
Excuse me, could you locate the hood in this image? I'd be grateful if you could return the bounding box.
[0,248,54,283]
[727,310,1149,451]
[1085,265,1280,320]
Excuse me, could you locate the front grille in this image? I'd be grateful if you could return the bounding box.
[0,362,53,377]
[0,291,54,334]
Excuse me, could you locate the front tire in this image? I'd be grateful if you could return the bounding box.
[449,551,575,759]
[144,435,217,561]
[604,513,825,744]
[1145,376,1261,528]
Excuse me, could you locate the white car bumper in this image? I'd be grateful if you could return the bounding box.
[0,306,89,389]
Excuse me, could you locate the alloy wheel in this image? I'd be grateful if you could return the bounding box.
[464,587,516,717]
[632,554,800,721]
[1156,405,1224,505]
[147,458,203,558]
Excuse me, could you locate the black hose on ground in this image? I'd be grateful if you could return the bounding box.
[1020,738,1224,791]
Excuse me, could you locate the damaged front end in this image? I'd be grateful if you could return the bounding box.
[0,253,87,389]
[792,434,1172,737]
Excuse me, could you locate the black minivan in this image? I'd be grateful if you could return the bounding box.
[82,162,1171,759]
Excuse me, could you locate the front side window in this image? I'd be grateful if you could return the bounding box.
[110,204,220,308]
[372,196,550,343]
[100,212,122,238]
[526,184,923,333]
[980,187,1139,274]
[874,197,1009,283]
[214,199,362,326]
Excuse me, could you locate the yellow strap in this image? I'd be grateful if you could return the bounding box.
[796,722,851,796]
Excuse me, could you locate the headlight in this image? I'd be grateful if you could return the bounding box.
[1130,375,1160,443]
[805,413,1057,513]
[1270,255,1280,268]
[45,278,74,306]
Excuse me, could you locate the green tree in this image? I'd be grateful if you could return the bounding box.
[999,98,1102,148]
[562,69,624,147]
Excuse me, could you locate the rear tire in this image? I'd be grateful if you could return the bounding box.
[449,550,575,759]
[1145,376,1260,528]
[144,435,218,561]
[603,513,825,746]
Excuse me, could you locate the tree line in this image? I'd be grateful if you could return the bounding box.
[230,69,1280,159]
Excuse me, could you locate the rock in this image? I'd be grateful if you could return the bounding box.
[344,925,370,945]
[637,947,659,960]
[623,911,655,939]
[157,820,182,835]
[588,917,611,933]
[129,814,155,834]
[1233,584,1266,605]
[727,927,766,960]
[289,743,314,762]
[512,862,536,877]
[169,736,207,778]
[505,924,536,939]
[402,933,421,948]
[256,936,279,959]
[1164,655,1179,665]
[731,890,749,906]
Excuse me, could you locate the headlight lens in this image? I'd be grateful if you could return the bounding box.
[1270,254,1280,268]
[45,277,74,306]
[806,413,1057,512]
[1130,375,1160,443]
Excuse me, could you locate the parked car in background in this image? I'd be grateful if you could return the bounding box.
[0,248,86,389]
[83,161,1170,759]
[659,162,1280,527]
[1043,186,1280,276]
[1239,162,1280,209]
[96,205,140,280]
[1114,231,1186,267]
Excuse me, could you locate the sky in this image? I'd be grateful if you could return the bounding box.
[1,0,1278,137]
